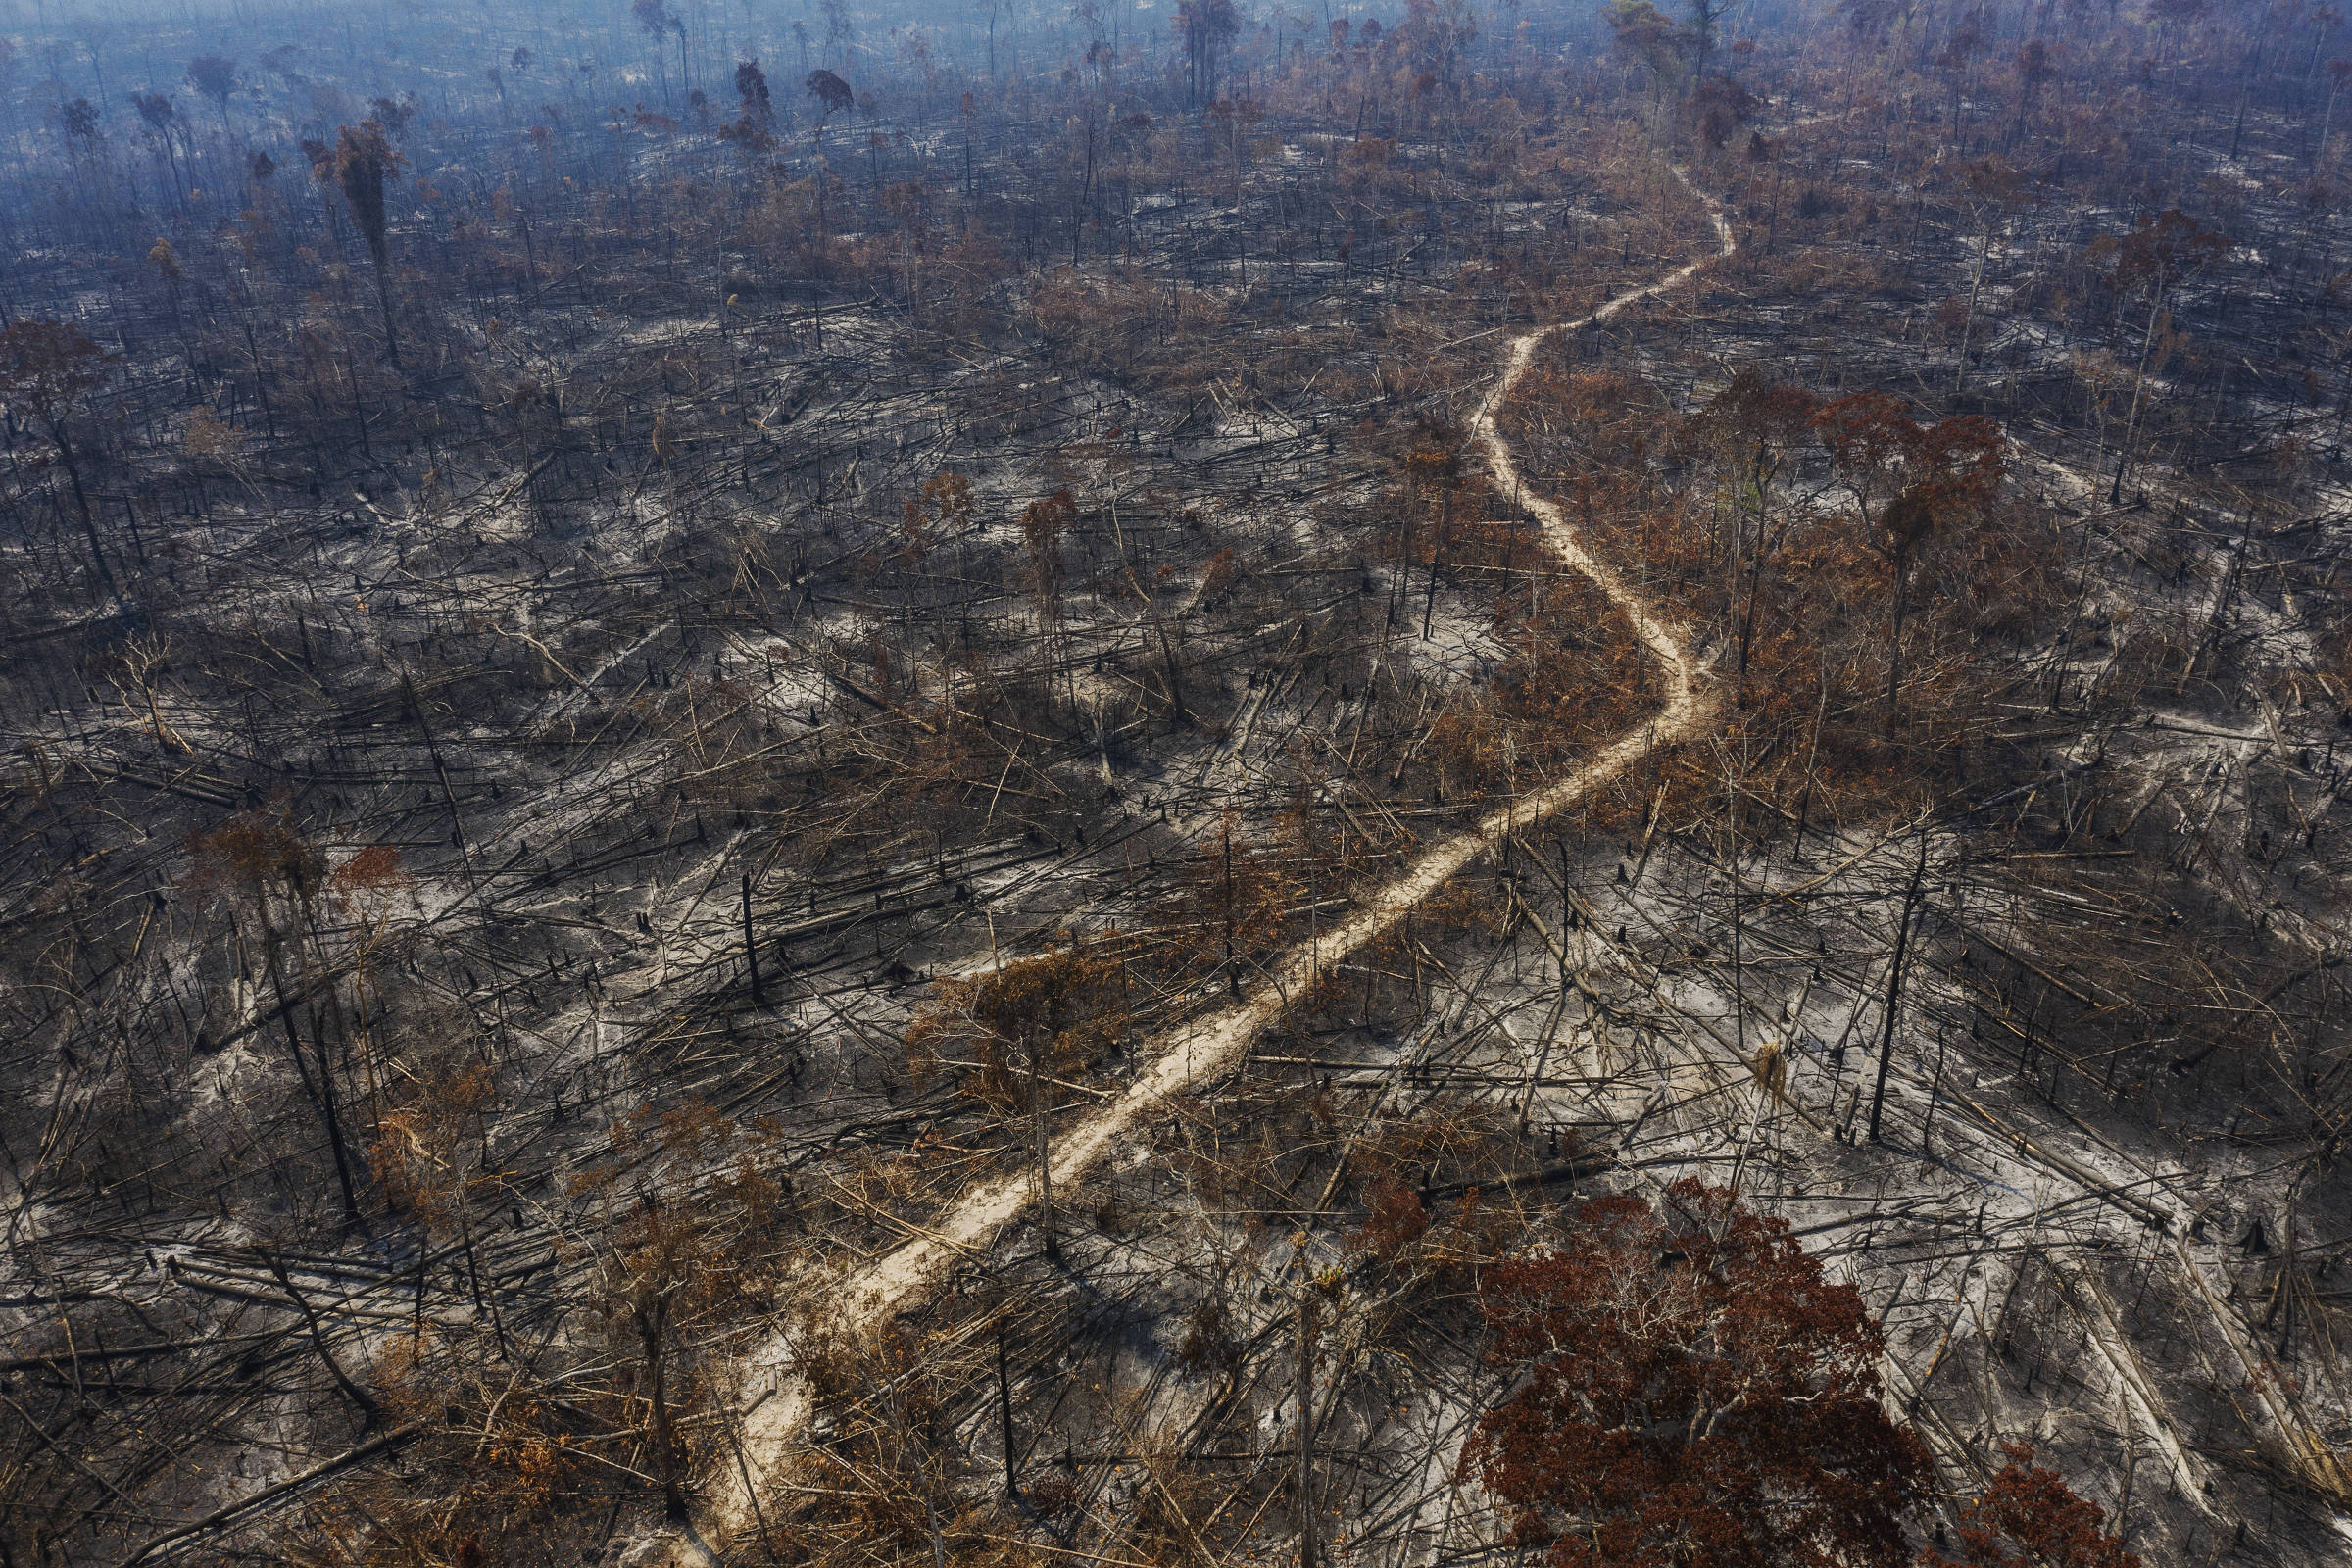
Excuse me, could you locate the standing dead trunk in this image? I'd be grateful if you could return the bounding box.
[42,416,116,602]
[637,1292,688,1522]
[261,917,365,1227]
[1030,1033,1057,1259]
[1296,1288,1318,1568]
[367,243,401,370]
[1885,546,1911,737]
[742,871,762,1003]
[997,1322,1020,1502]
[1868,840,1931,1143]
[1223,816,1240,998]
[335,123,404,370]
[1953,219,1994,397]
[2110,283,2166,504]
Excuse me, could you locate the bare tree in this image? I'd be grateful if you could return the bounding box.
[334,121,406,368]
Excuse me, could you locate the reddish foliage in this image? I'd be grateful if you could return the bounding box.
[1912,414,2005,518]
[905,931,1133,1103]
[331,843,413,895]
[1200,544,1242,603]
[1020,487,1078,609]
[806,68,853,118]
[1810,390,1921,527]
[1922,1445,2142,1568]
[333,121,404,257]
[1693,366,1819,465]
[182,807,323,899]
[1811,392,2003,543]
[2089,208,2228,302]
[0,318,113,425]
[1353,1176,1432,1261]
[1465,1180,1929,1568]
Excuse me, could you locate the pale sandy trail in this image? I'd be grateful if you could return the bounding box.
[710,172,1735,1542]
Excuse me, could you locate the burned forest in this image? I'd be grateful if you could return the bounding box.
[1,0,2351,1562]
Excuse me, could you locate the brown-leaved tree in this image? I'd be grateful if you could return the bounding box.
[1464,1180,1930,1568]
[1922,1444,2142,1568]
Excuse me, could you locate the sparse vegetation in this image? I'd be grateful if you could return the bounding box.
[0,0,2348,1564]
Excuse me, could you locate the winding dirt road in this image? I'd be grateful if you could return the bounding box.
[709,172,1736,1547]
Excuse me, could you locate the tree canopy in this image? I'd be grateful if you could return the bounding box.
[1465,1181,1931,1568]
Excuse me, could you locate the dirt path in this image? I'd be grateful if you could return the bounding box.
[707,172,1736,1547]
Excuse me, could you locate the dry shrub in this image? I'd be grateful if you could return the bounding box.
[1352,1176,1434,1261]
[1174,1287,1247,1378]
[1155,808,1306,972]
[1019,264,1228,388]
[1424,579,1650,806]
[1345,1102,1543,1284]
[311,1099,791,1566]
[182,803,325,899]
[906,931,1136,1106]
[371,1054,499,1226]
[1744,243,1897,298]
[1355,1098,1514,1188]
[311,1334,593,1568]
[1115,1408,1225,1568]
[1496,367,1674,485]
[761,1317,1041,1568]
[1500,358,2065,823]
[1346,1173,1529,1286]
